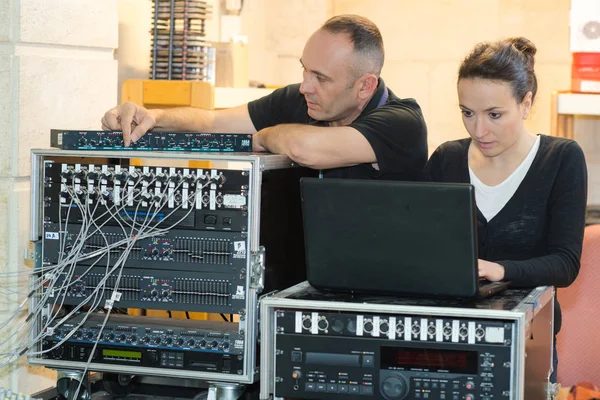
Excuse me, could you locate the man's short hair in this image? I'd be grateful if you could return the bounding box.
[321,14,385,78]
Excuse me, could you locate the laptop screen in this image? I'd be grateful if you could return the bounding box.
[299,178,480,297]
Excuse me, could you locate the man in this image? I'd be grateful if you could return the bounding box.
[102,15,427,180]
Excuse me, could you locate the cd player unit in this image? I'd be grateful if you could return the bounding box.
[260,282,556,400]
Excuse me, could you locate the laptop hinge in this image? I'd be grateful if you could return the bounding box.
[250,246,266,292]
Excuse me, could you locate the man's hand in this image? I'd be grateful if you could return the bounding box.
[477,259,505,281]
[252,132,268,152]
[101,102,158,147]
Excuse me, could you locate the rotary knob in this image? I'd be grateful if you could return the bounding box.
[380,374,408,400]
[147,352,159,365]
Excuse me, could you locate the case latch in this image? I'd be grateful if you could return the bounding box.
[250,246,266,291]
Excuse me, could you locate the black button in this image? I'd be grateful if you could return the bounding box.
[327,384,337,392]
[291,351,302,362]
[316,383,327,392]
[361,386,373,395]
[338,384,348,393]
[349,385,360,393]
[362,355,374,367]
[204,215,217,224]
[305,383,316,392]
[223,217,232,226]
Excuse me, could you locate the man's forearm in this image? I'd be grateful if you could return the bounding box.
[254,123,376,169]
[151,104,256,134]
[254,124,311,158]
[150,107,214,132]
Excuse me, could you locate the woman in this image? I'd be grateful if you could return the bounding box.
[425,37,587,383]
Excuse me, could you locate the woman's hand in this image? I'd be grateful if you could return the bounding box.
[478,259,505,281]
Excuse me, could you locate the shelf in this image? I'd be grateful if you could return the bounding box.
[557,92,600,116]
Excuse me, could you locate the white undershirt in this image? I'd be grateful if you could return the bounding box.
[469,135,540,222]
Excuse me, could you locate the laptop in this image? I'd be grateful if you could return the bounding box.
[299,178,510,298]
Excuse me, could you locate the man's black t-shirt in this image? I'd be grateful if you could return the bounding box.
[247,79,428,181]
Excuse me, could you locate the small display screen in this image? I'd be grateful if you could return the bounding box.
[380,347,478,374]
[102,349,142,359]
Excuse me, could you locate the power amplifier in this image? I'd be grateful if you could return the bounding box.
[50,130,253,152]
[42,314,245,378]
[260,282,555,400]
